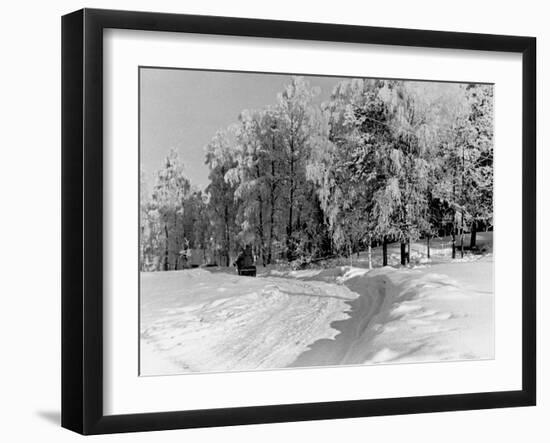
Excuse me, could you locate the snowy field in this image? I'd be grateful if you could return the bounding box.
[140,233,494,375]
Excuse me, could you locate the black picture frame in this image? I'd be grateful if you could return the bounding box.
[61,8,536,435]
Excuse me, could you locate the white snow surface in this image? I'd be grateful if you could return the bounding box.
[141,251,494,375]
[140,269,358,375]
[294,258,494,367]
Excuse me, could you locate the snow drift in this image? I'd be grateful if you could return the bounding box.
[140,255,493,375]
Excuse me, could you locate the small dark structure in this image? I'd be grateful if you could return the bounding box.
[235,245,256,277]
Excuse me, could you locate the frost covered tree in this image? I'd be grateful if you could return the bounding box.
[308,79,385,266]
[461,84,494,249]
[431,84,493,257]
[148,148,192,270]
[205,130,239,267]
[261,107,286,264]
[226,110,271,265]
[140,169,164,271]
[139,76,493,271]
[275,77,326,261]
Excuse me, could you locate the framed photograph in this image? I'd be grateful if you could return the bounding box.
[61,8,536,435]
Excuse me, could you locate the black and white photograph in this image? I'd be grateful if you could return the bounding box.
[139,68,495,376]
[0,0,545,439]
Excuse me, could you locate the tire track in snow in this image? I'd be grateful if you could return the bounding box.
[289,274,390,367]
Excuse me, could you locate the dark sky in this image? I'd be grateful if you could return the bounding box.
[140,68,347,190]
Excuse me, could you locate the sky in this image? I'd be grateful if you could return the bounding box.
[139,68,347,190]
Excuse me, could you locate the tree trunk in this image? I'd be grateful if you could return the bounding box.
[451,223,456,259]
[382,236,388,266]
[452,172,457,259]
[173,212,179,270]
[368,238,372,270]
[224,204,230,267]
[268,201,275,265]
[426,235,431,259]
[287,146,295,261]
[406,238,411,264]
[470,220,477,249]
[267,135,277,265]
[254,160,266,266]
[400,242,407,266]
[257,196,265,266]
[267,160,276,264]
[164,223,169,271]
[460,211,464,258]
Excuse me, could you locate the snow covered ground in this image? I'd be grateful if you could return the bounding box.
[140,234,494,375]
[140,269,359,375]
[291,257,493,367]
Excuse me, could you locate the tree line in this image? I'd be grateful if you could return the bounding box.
[140,76,493,271]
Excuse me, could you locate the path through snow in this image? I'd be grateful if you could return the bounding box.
[140,255,494,375]
[290,257,494,367]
